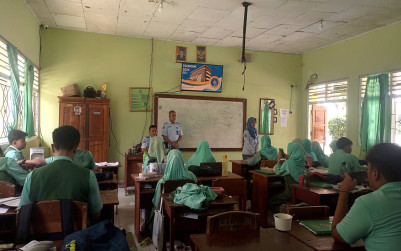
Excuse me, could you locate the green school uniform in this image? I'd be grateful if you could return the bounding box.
[302,139,318,161]
[45,148,96,169]
[337,182,401,251]
[4,145,25,161]
[328,149,362,175]
[311,141,329,168]
[274,143,305,182]
[144,136,168,167]
[185,141,216,166]
[0,157,28,186]
[248,135,278,166]
[19,156,102,214]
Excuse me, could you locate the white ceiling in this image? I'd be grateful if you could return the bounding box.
[25,0,401,54]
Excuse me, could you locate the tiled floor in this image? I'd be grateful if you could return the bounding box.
[115,188,157,251]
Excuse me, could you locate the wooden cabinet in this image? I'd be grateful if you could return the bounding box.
[124,154,143,195]
[59,96,110,162]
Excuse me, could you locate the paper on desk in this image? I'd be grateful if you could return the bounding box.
[0,197,20,207]
[96,162,119,167]
[0,206,9,214]
[180,212,198,219]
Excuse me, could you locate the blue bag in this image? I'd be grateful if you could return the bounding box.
[61,220,129,251]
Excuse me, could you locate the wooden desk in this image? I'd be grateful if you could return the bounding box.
[124,154,143,195]
[230,160,256,179]
[250,171,285,228]
[163,194,237,251]
[100,189,119,223]
[98,174,118,190]
[288,220,364,250]
[190,228,314,251]
[0,208,17,243]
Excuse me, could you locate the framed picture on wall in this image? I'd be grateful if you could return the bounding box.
[129,87,152,112]
[196,45,206,62]
[274,109,277,115]
[274,117,277,123]
[176,46,187,63]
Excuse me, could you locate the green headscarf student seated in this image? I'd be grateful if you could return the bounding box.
[328,137,362,175]
[185,141,216,167]
[247,135,278,166]
[312,141,329,168]
[292,138,307,160]
[44,148,96,169]
[269,143,305,213]
[0,157,28,187]
[329,140,338,154]
[143,136,169,167]
[302,139,318,161]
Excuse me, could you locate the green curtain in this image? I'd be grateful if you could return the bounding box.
[6,43,20,131]
[23,59,34,137]
[360,74,391,154]
[261,100,271,134]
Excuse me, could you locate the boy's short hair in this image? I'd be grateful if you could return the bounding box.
[149,125,157,131]
[336,137,353,150]
[366,143,401,182]
[8,130,28,144]
[52,125,80,151]
[169,110,176,115]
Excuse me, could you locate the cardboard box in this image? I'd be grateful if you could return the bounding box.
[61,84,80,97]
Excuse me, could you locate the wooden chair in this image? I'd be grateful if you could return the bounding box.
[260,159,284,168]
[17,200,87,248]
[212,179,247,211]
[207,211,260,236]
[0,181,16,197]
[285,205,330,220]
[200,162,222,175]
[163,179,197,193]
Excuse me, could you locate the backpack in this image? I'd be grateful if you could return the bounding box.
[61,220,129,251]
[188,165,221,177]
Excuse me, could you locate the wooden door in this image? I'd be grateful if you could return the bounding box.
[87,103,109,162]
[59,99,86,150]
[311,105,326,145]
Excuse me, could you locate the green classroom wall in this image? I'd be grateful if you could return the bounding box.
[39,28,303,178]
[302,21,401,156]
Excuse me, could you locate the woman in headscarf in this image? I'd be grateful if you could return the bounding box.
[292,138,307,160]
[247,135,278,166]
[302,138,318,161]
[311,141,329,168]
[242,117,259,160]
[185,141,216,167]
[269,143,305,212]
[143,136,169,167]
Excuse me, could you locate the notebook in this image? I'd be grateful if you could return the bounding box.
[299,220,332,235]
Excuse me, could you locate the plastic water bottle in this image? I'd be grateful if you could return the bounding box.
[340,161,347,178]
[303,165,311,188]
[222,154,228,176]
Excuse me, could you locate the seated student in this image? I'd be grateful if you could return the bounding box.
[141,125,157,153]
[312,141,329,168]
[292,138,307,160]
[302,138,318,161]
[44,148,96,169]
[328,137,362,175]
[332,143,401,251]
[329,139,338,155]
[19,125,102,220]
[247,135,278,167]
[143,136,169,167]
[269,143,305,212]
[0,152,28,187]
[4,130,38,166]
[185,141,216,167]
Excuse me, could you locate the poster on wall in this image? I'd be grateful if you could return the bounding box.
[129,87,152,112]
[181,62,223,92]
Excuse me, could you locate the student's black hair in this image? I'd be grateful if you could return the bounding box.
[149,125,157,131]
[52,125,80,151]
[336,137,353,150]
[169,110,176,115]
[366,143,401,182]
[7,130,28,144]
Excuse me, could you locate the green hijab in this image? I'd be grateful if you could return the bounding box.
[302,139,318,161]
[148,136,168,164]
[311,141,329,168]
[329,140,338,153]
[185,141,216,166]
[152,150,197,207]
[73,148,96,169]
[259,135,278,160]
[277,143,305,182]
[293,138,307,159]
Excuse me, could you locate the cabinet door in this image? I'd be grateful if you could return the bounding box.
[59,102,86,149]
[87,103,109,162]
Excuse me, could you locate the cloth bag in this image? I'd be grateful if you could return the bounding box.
[152,189,164,250]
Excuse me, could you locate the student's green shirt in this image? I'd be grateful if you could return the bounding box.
[4,145,25,161]
[0,157,28,186]
[45,149,96,169]
[328,149,361,175]
[247,152,267,167]
[336,182,401,251]
[19,156,102,214]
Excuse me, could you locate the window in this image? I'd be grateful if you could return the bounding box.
[360,71,401,145]
[307,80,348,154]
[0,38,39,139]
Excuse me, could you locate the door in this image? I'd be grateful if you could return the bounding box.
[87,103,109,162]
[311,104,326,146]
[59,101,86,150]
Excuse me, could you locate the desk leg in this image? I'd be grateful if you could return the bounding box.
[169,207,175,251]
[252,174,268,228]
[134,182,141,241]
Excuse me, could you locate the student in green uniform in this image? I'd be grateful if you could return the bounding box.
[143,136,169,167]
[4,130,27,162]
[332,143,401,251]
[328,137,362,175]
[329,140,338,154]
[44,148,96,169]
[0,157,28,187]
[247,135,278,167]
[269,143,305,212]
[312,141,329,167]
[302,138,318,161]
[19,125,102,220]
[185,141,216,166]
[292,138,307,160]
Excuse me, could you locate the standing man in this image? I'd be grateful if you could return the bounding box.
[162,111,183,150]
[141,125,157,153]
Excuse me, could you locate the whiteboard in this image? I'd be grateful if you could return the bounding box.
[155,94,246,151]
